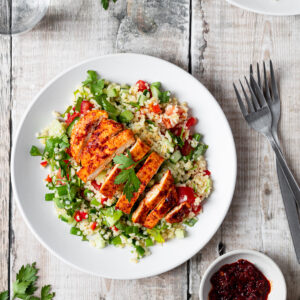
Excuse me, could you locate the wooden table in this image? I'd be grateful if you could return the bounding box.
[1,0,300,298]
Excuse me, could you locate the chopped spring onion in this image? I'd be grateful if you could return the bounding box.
[70,227,82,236]
[91,198,100,206]
[193,133,202,142]
[193,143,208,160]
[135,245,145,256]
[45,193,55,201]
[110,236,122,245]
[75,97,83,111]
[119,110,134,123]
[145,238,154,247]
[184,218,198,227]
[56,185,68,196]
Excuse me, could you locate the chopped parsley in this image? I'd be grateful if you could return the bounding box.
[113,150,143,202]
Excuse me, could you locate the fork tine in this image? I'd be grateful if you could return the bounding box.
[233,83,247,117]
[250,64,253,75]
[270,60,279,101]
[263,61,272,104]
[257,63,261,88]
[249,74,268,107]
[240,80,255,112]
[245,76,261,110]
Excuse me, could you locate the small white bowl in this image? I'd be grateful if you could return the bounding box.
[199,249,286,300]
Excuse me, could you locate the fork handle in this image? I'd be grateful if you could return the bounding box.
[268,135,300,207]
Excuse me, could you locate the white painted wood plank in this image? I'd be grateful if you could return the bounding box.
[10,0,190,299]
[190,0,300,299]
[0,35,10,293]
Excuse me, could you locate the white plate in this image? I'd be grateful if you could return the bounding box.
[227,0,300,16]
[11,53,237,279]
[199,249,287,300]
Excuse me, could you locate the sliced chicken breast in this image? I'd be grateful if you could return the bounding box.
[165,201,191,224]
[132,170,174,224]
[80,118,123,167]
[143,186,178,228]
[70,110,108,163]
[77,129,135,182]
[100,139,150,198]
[115,152,164,214]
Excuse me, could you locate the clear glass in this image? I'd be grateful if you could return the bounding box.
[0,0,49,35]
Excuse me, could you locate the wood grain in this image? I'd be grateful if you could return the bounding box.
[0,35,10,293]
[10,0,189,299]
[4,0,300,299]
[189,0,300,299]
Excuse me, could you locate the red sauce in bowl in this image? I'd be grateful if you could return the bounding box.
[209,259,271,300]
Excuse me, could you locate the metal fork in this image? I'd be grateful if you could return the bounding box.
[234,70,300,208]
[249,62,300,263]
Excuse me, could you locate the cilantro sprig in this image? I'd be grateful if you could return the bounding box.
[0,262,55,300]
[113,151,146,202]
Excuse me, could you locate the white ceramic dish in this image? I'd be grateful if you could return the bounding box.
[199,249,287,300]
[227,0,300,16]
[11,53,237,279]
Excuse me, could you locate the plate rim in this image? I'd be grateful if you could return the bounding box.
[226,0,300,16]
[11,53,237,279]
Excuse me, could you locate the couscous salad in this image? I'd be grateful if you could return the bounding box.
[30,71,212,261]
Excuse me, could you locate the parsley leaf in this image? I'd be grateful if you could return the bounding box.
[159,91,170,103]
[30,146,42,156]
[13,262,38,299]
[1,262,55,300]
[82,70,105,96]
[113,151,134,169]
[0,291,8,300]
[113,151,142,202]
[40,285,55,300]
[101,0,117,9]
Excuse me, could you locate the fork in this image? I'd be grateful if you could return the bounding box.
[234,70,300,208]
[249,61,300,263]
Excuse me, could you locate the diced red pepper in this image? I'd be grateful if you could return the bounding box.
[74,211,88,222]
[180,140,192,156]
[90,222,98,230]
[110,225,119,232]
[177,186,196,205]
[170,126,182,137]
[45,175,52,183]
[101,197,108,205]
[64,160,69,164]
[91,180,102,191]
[74,211,82,222]
[150,103,162,114]
[80,101,94,114]
[186,117,197,128]
[40,161,48,167]
[65,111,80,126]
[136,80,150,92]
[204,169,211,176]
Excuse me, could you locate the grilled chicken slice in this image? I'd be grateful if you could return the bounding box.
[80,119,123,167]
[132,170,174,224]
[77,129,135,182]
[70,110,108,163]
[165,201,191,224]
[143,186,178,228]
[100,139,150,198]
[115,152,164,214]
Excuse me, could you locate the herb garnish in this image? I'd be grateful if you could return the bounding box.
[0,262,56,300]
[101,0,117,10]
[113,150,143,202]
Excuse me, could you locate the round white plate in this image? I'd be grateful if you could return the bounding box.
[227,0,300,16]
[11,53,237,279]
[199,249,286,300]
